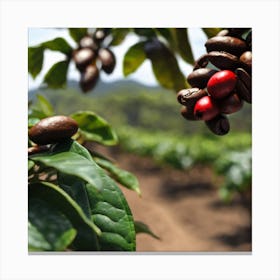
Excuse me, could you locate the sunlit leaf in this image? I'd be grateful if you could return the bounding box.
[43,60,69,88]
[123,41,146,76]
[30,152,105,192]
[173,28,194,64]
[42,37,73,55]
[36,94,54,117]
[71,111,118,146]
[202,28,223,38]
[69,28,88,43]
[94,157,141,196]
[110,28,131,46]
[28,46,44,79]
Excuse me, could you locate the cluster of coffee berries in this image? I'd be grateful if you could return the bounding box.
[177,28,252,135]
[72,29,116,93]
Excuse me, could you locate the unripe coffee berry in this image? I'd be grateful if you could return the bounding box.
[194,96,219,121]
[207,70,237,99]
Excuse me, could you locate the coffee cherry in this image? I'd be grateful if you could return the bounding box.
[240,51,252,73]
[194,96,219,121]
[28,116,78,145]
[207,51,240,70]
[79,36,97,50]
[73,48,96,72]
[235,68,251,103]
[98,48,116,74]
[187,68,218,88]
[205,36,248,56]
[94,29,106,43]
[207,70,237,99]
[205,115,230,135]
[80,64,99,93]
[177,88,207,106]
[218,93,243,114]
[180,106,198,121]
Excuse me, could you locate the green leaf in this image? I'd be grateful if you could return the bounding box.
[42,37,73,55]
[51,140,136,251]
[173,28,194,64]
[202,28,222,38]
[36,94,54,117]
[30,152,105,192]
[86,180,136,251]
[109,28,130,46]
[28,46,44,79]
[123,41,146,77]
[145,40,185,91]
[58,173,92,219]
[29,182,101,250]
[71,111,118,146]
[94,157,141,196]
[28,198,77,251]
[134,220,160,240]
[43,60,69,88]
[68,28,88,42]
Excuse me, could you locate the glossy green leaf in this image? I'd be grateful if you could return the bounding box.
[110,28,130,46]
[30,152,104,191]
[28,46,44,79]
[69,28,88,43]
[28,197,77,251]
[86,179,136,251]
[202,28,222,38]
[36,94,54,117]
[71,111,118,146]
[123,41,146,77]
[52,139,93,161]
[52,140,136,251]
[173,28,194,64]
[134,220,160,240]
[145,40,185,91]
[42,37,73,56]
[43,60,69,88]
[29,182,101,250]
[95,157,141,196]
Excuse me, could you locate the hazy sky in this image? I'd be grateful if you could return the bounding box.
[28,28,207,90]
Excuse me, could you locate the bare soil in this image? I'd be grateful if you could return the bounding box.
[94,145,252,252]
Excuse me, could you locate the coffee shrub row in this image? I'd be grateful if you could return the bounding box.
[177,28,252,135]
[72,29,116,93]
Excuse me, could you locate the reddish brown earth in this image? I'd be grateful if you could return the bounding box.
[94,145,252,252]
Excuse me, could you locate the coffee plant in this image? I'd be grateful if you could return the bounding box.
[28,28,252,251]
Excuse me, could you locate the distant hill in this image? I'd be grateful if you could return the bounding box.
[29,78,252,135]
[28,78,173,101]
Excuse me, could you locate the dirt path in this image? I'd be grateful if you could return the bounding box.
[94,145,252,252]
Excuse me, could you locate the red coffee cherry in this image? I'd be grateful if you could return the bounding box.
[207,70,237,99]
[194,96,219,121]
[218,93,243,114]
